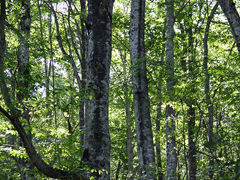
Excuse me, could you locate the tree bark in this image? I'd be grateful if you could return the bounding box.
[121,52,133,178]
[130,0,155,179]
[203,2,219,179]
[79,0,87,145]
[218,0,240,55]
[17,1,33,178]
[156,83,163,180]
[156,23,166,180]
[186,7,197,180]
[17,0,31,104]
[165,0,177,179]
[188,105,196,180]
[82,1,114,179]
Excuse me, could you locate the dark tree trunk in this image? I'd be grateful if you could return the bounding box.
[79,0,87,145]
[186,7,197,180]
[121,52,134,178]
[156,22,165,180]
[17,1,33,178]
[82,1,114,179]
[156,84,163,180]
[17,0,31,106]
[203,2,219,179]
[218,0,240,55]
[130,0,155,179]
[188,106,196,180]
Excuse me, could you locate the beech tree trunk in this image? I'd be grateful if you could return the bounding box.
[165,0,177,179]
[218,0,240,55]
[129,0,155,179]
[82,1,114,179]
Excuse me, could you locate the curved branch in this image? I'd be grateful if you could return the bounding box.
[0,106,88,180]
[0,1,87,179]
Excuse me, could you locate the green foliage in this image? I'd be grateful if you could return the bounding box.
[0,0,240,179]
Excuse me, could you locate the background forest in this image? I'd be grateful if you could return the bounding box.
[0,0,240,179]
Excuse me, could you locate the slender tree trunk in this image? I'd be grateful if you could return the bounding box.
[203,2,219,179]
[37,0,50,98]
[17,0,31,108]
[0,0,6,107]
[82,1,114,179]
[17,1,33,179]
[188,105,196,180]
[79,0,87,144]
[156,82,163,180]
[156,23,165,180]
[115,161,122,180]
[130,0,155,179]
[125,92,133,177]
[186,8,197,180]
[165,0,177,179]
[121,52,134,178]
[48,9,57,126]
[218,0,240,55]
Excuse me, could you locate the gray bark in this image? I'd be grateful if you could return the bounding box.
[130,0,155,179]
[82,1,114,179]
[203,2,219,179]
[218,0,240,55]
[165,0,177,179]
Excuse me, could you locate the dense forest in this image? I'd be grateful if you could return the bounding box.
[0,0,240,179]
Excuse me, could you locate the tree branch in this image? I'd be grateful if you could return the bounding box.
[0,105,88,179]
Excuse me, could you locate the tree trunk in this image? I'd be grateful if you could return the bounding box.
[165,0,177,179]
[17,1,33,179]
[156,83,163,180]
[218,0,240,55]
[186,8,197,180]
[37,0,50,98]
[79,0,87,145]
[17,0,31,106]
[82,1,114,179]
[188,106,196,180]
[156,22,166,180]
[130,0,155,179]
[203,2,219,179]
[121,52,133,178]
